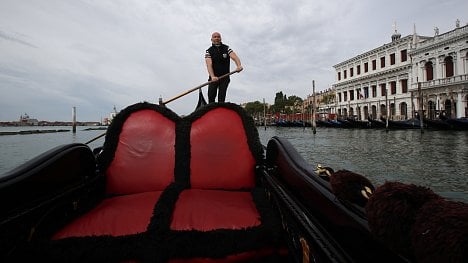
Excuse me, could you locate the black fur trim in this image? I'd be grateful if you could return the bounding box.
[174,119,191,188]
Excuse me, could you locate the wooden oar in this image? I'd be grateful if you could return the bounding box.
[85,70,239,145]
[162,70,238,105]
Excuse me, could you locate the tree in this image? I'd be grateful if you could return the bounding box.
[287,96,303,113]
[244,101,264,116]
[272,92,287,113]
[320,92,335,105]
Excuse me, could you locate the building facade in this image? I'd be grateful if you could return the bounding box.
[410,22,468,119]
[332,21,468,121]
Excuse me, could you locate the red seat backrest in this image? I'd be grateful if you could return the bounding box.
[189,107,257,190]
[105,109,176,195]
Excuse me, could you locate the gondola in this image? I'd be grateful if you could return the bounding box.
[1,101,466,262]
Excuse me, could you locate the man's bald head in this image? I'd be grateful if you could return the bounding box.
[211,32,222,45]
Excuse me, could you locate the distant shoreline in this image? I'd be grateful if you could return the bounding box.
[0,126,107,135]
[0,129,70,136]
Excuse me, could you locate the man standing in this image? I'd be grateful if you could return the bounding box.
[205,32,243,103]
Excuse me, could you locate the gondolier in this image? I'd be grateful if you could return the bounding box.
[205,32,243,103]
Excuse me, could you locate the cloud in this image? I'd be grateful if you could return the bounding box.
[1,0,467,121]
[0,30,38,48]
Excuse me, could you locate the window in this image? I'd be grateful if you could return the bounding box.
[445,56,454,77]
[357,89,363,99]
[425,61,434,81]
[401,79,408,93]
[344,70,347,79]
[390,81,396,95]
[372,60,376,70]
[380,84,386,97]
[390,53,395,65]
[380,57,385,68]
[338,72,341,81]
[364,86,369,98]
[338,92,342,102]
[350,90,354,101]
[357,65,361,75]
[371,85,377,97]
[350,68,354,77]
[344,92,348,101]
[401,49,407,62]
[364,62,369,72]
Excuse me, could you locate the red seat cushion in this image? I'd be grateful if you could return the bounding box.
[170,189,261,231]
[190,108,256,190]
[106,109,176,194]
[52,191,161,239]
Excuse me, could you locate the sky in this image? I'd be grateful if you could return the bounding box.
[1,0,467,122]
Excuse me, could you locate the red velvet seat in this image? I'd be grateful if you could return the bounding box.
[53,191,162,239]
[48,102,285,262]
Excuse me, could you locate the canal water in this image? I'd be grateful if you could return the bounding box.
[257,126,468,203]
[1,126,467,202]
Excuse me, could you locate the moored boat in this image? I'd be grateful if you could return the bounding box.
[445,117,468,130]
[1,101,466,262]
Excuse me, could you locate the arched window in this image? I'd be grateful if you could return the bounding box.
[400,102,408,119]
[425,61,434,80]
[465,95,468,117]
[445,99,452,118]
[428,101,436,119]
[390,103,396,116]
[445,56,454,77]
[371,105,377,119]
[380,104,387,118]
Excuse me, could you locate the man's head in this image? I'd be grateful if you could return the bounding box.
[211,32,222,45]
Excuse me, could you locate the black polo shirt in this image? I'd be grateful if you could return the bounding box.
[205,43,233,78]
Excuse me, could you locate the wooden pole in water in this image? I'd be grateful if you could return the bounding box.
[385,87,389,132]
[302,103,307,130]
[72,106,76,133]
[312,80,317,134]
[263,98,267,131]
[418,82,424,133]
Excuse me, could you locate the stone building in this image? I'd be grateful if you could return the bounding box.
[332,20,468,120]
[410,20,468,119]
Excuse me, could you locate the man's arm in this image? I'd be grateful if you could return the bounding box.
[205,57,218,81]
[229,52,243,72]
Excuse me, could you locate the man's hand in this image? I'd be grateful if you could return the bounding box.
[211,76,219,82]
[236,66,243,73]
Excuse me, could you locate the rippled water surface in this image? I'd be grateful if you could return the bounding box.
[257,126,468,202]
[1,125,467,202]
[0,126,104,175]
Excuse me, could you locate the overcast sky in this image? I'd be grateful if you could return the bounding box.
[1,0,467,122]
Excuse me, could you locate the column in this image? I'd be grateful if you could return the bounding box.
[455,50,468,75]
[436,57,443,79]
[457,92,463,118]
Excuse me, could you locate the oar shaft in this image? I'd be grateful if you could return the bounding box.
[85,70,239,145]
[163,70,238,105]
[85,132,106,145]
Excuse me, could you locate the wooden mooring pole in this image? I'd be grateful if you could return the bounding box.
[312,80,317,134]
[72,106,76,133]
[418,82,424,133]
[263,98,267,131]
